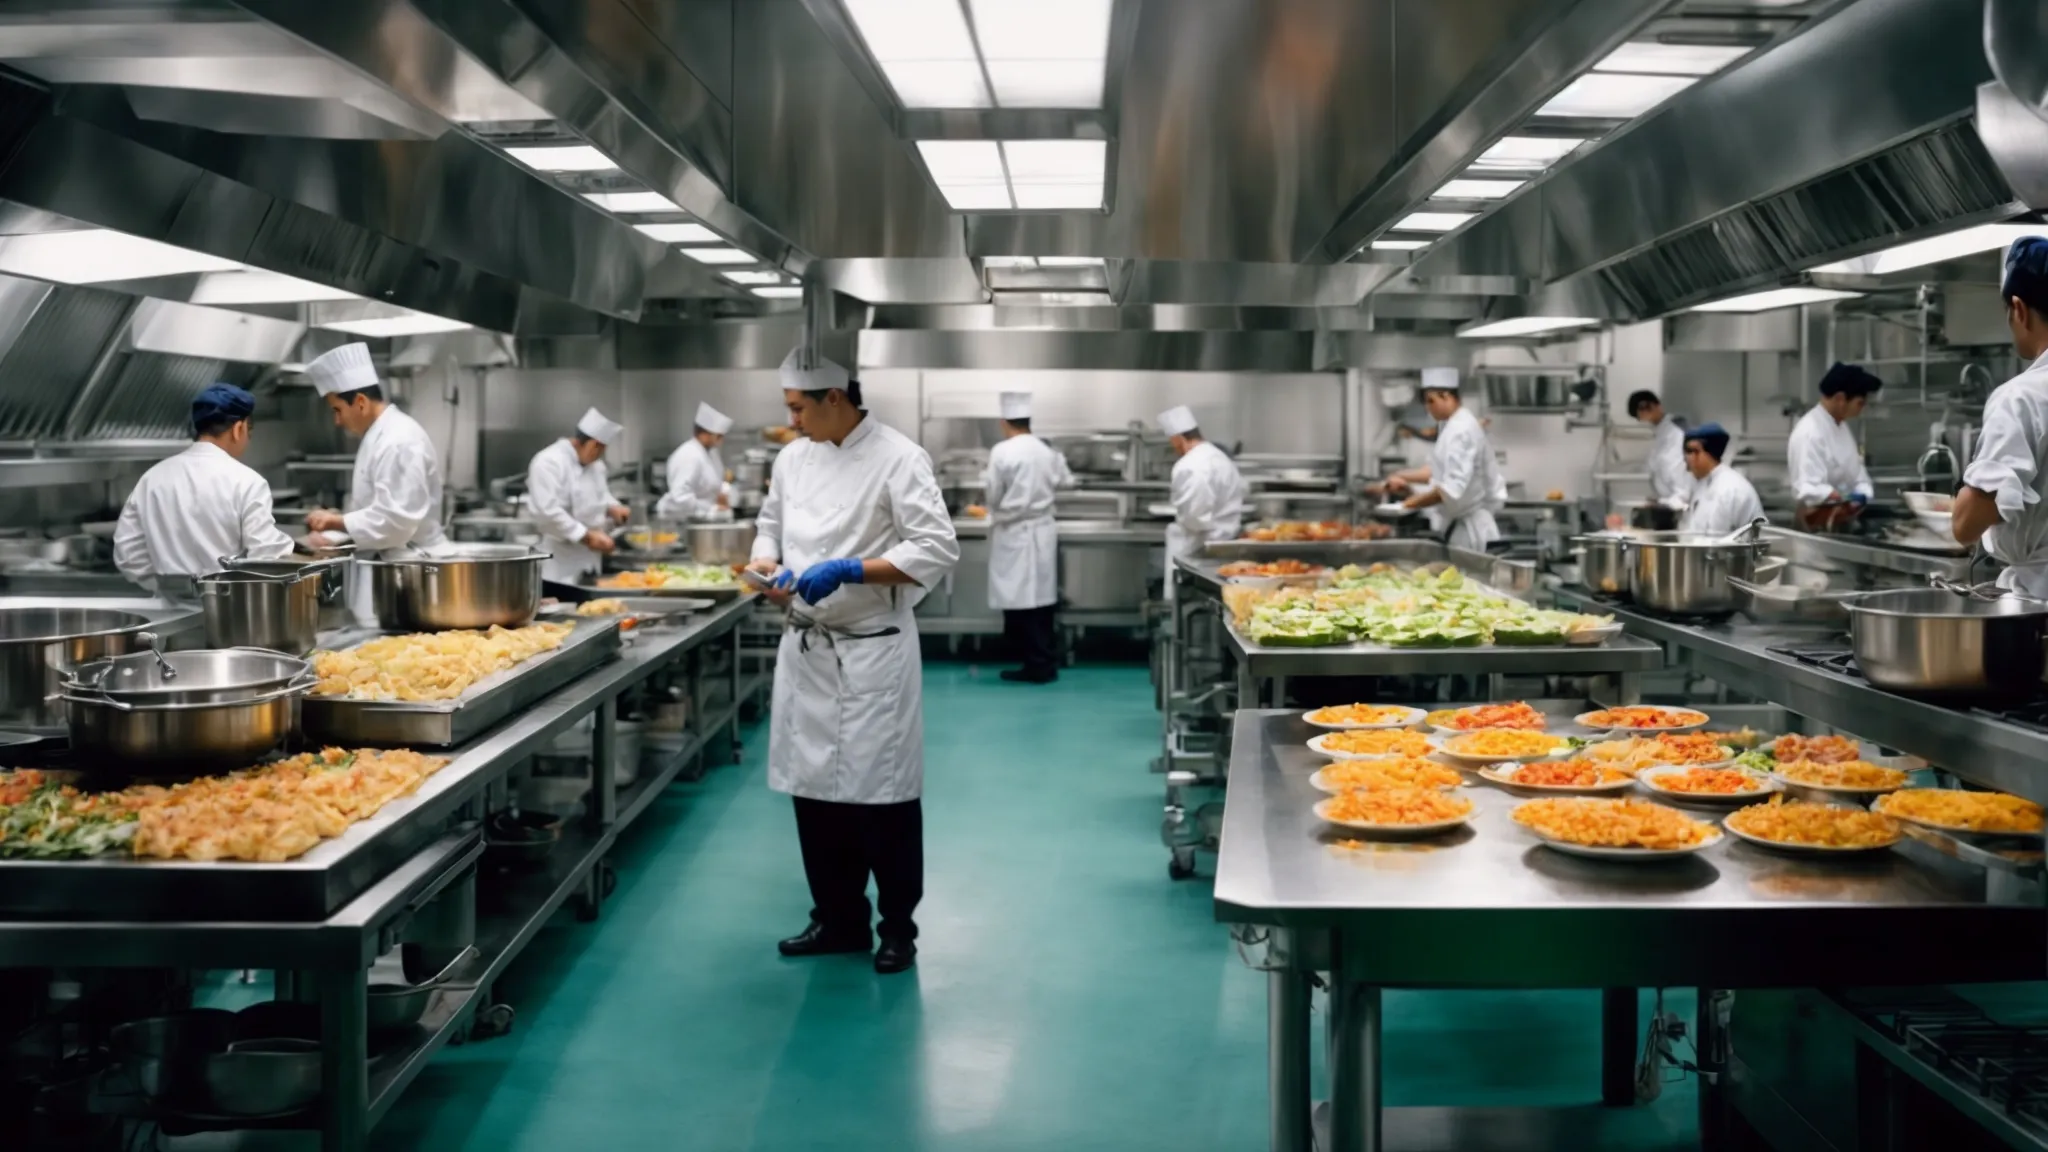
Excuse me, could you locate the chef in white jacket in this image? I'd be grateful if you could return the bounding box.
[303,342,448,626]
[1677,423,1766,535]
[983,391,1073,683]
[1377,372,1507,550]
[1787,362,1882,526]
[1628,390,1692,508]
[114,383,294,596]
[746,347,958,976]
[1159,405,1246,599]
[1955,236,2048,595]
[656,402,735,520]
[524,408,630,586]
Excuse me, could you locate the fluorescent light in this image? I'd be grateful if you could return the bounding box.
[1458,316,1599,338]
[1371,239,1431,251]
[918,140,1006,182]
[635,222,719,244]
[969,0,1112,60]
[1472,136,1586,170]
[1012,184,1103,209]
[318,312,471,338]
[1689,287,1863,313]
[844,0,977,60]
[1395,212,1476,233]
[984,60,1105,108]
[753,286,803,299]
[1002,140,1105,182]
[505,144,616,172]
[0,230,242,284]
[192,269,358,304]
[1594,42,1751,77]
[1433,178,1524,200]
[1808,224,2048,276]
[1036,256,1103,267]
[722,270,786,285]
[1538,73,1696,118]
[677,247,759,266]
[582,191,683,213]
[878,60,992,107]
[982,256,1038,268]
[938,184,1015,210]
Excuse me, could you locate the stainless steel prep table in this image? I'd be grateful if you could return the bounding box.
[0,593,762,1152]
[1215,708,2046,1152]
[1223,625,1663,706]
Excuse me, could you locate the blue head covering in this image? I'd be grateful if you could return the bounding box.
[1684,422,1731,462]
[192,383,255,430]
[1818,362,1882,398]
[2004,235,2048,313]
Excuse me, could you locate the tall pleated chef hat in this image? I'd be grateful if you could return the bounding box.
[694,401,734,435]
[1420,366,1461,393]
[779,345,850,393]
[1156,405,1198,437]
[577,407,623,444]
[1000,392,1033,421]
[306,342,377,397]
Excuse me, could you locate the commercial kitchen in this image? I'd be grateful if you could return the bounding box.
[6,1,2048,1151]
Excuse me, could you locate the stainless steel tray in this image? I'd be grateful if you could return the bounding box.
[301,617,623,747]
[573,580,744,602]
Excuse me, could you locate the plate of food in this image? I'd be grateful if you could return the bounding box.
[1314,788,1474,837]
[1307,729,1438,760]
[1636,764,1777,804]
[1770,759,1910,799]
[1723,796,1903,856]
[1564,620,1626,647]
[1511,796,1722,860]
[1768,733,1862,764]
[1575,706,1709,734]
[1476,759,1635,794]
[1308,756,1464,794]
[1430,701,1548,734]
[1433,729,1573,766]
[1871,789,2045,838]
[1302,703,1426,731]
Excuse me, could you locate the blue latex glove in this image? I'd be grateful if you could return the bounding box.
[1848,492,1869,507]
[794,557,864,605]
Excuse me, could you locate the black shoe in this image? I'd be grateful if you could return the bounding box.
[874,937,917,974]
[999,669,1058,683]
[777,922,872,957]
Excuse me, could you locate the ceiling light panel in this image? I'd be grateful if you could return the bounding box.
[1808,224,2048,276]
[971,0,1111,108]
[1471,136,1586,170]
[505,144,617,172]
[1433,179,1525,200]
[1003,139,1105,210]
[983,61,1105,108]
[635,222,719,244]
[919,140,1012,210]
[1538,73,1697,119]
[582,191,683,213]
[754,286,803,299]
[1036,256,1104,267]
[1594,42,1751,77]
[723,270,786,285]
[318,312,471,338]
[1459,317,1599,338]
[678,247,759,266]
[192,269,358,305]
[845,0,990,108]
[1395,212,1477,233]
[0,230,242,284]
[880,61,992,108]
[1371,239,1431,251]
[1689,287,1863,313]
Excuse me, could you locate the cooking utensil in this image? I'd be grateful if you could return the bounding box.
[1845,587,2048,696]
[0,608,154,729]
[72,648,308,706]
[1726,575,1859,625]
[199,557,345,656]
[1627,532,1769,618]
[484,809,562,869]
[362,544,547,631]
[366,945,475,1034]
[203,1038,322,1116]
[62,650,314,769]
[1572,534,1632,596]
[112,1010,235,1108]
[685,520,754,566]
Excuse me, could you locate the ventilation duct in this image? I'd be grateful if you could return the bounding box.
[0,283,133,441]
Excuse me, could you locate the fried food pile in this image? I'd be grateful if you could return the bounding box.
[1439,701,1547,731]
[1305,703,1415,727]
[121,749,450,862]
[1770,734,1861,764]
[1502,760,1630,788]
[1317,756,1463,791]
[312,622,572,702]
[1643,767,1770,795]
[1319,729,1436,758]
[1512,797,1715,849]
[1726,797,1900,849]
[1874,789,2044,834]
[1773,759,1908,791]
[1323,788,1472,826]
[1442,729,1568,758]
[1580,706,1707,730]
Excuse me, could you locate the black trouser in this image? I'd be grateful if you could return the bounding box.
[791,795,923,942]
[1002,604,1059,678]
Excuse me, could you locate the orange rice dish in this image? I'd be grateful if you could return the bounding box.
[1771,734,1861,764]
[1440,702,1546,731]
[1317,757,1463,791]
[1643,767,1771,795]
[1323,788,1473,826]
[1503,760,1630,788]
[1726,796,1900,848]
[1581,706,1706,729]
[1874,789,2044,834]
[1442,730,1569,758]
[1319,729,1436,757]
[1774,760,1908,791]
[1512,797,1715,849]
[1305,704,1416,727]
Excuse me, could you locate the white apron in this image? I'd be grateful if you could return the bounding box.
[989,517,1058,610]
[1443,509,1500,552]
[768,601,924,803]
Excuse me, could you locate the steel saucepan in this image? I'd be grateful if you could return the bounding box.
[686,520,754,567]
[1571,534,1633,597]
[199,556,347,656]
[0,608,155,729]
[1627,531,1769,618]
[62,650,314,770]
[1844,588,2048,696]
[362,545,547,631]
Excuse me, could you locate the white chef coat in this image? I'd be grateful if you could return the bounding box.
[340,405,447,626]
[1427,407,1508,551]
[1787,404,1873,505]
[750,416,959,804]
[1648,418,1693,507]
[656,437,730,521]
[525,438,620,584]
[983,433,1072,610]
[113,442,294,592]
[1164,440,1246,596]
[1678,464,1766,537]
[1964,350,2048,596]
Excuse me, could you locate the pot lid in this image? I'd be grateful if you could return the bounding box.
[71,648,309,695]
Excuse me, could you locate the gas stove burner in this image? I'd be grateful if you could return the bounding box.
[1767,644,1864,680]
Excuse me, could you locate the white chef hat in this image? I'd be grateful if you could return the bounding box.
[1156,405,1199,436]
[576,407,623,444]
[779,345,850,394]
[694,401,733,435]
[1420,366,1461,393]
[306,342,377,397]
[1000,392,1032,421]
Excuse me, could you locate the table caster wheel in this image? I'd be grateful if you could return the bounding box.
[1168,853,1197,881]
[470,1003,515,1040]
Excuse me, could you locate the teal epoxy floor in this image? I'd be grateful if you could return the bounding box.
[376,663,1701,1150]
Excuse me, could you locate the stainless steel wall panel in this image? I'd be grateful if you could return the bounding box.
[128,298,304,365]
[615,316,803,370]
[856,329,1315,373]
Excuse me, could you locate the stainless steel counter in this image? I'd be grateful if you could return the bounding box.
[1224,626,1663,683]
[1763,525,1976,583]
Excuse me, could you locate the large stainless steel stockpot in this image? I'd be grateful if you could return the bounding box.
[1627,533,1768,618]
[0,608,154,728]
[362,545,546,631]
[686,520,755,567]
[62,649,313,769]
[1845,588,2048,696]
[1572,535,1633,597]
[199,558,345,656]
